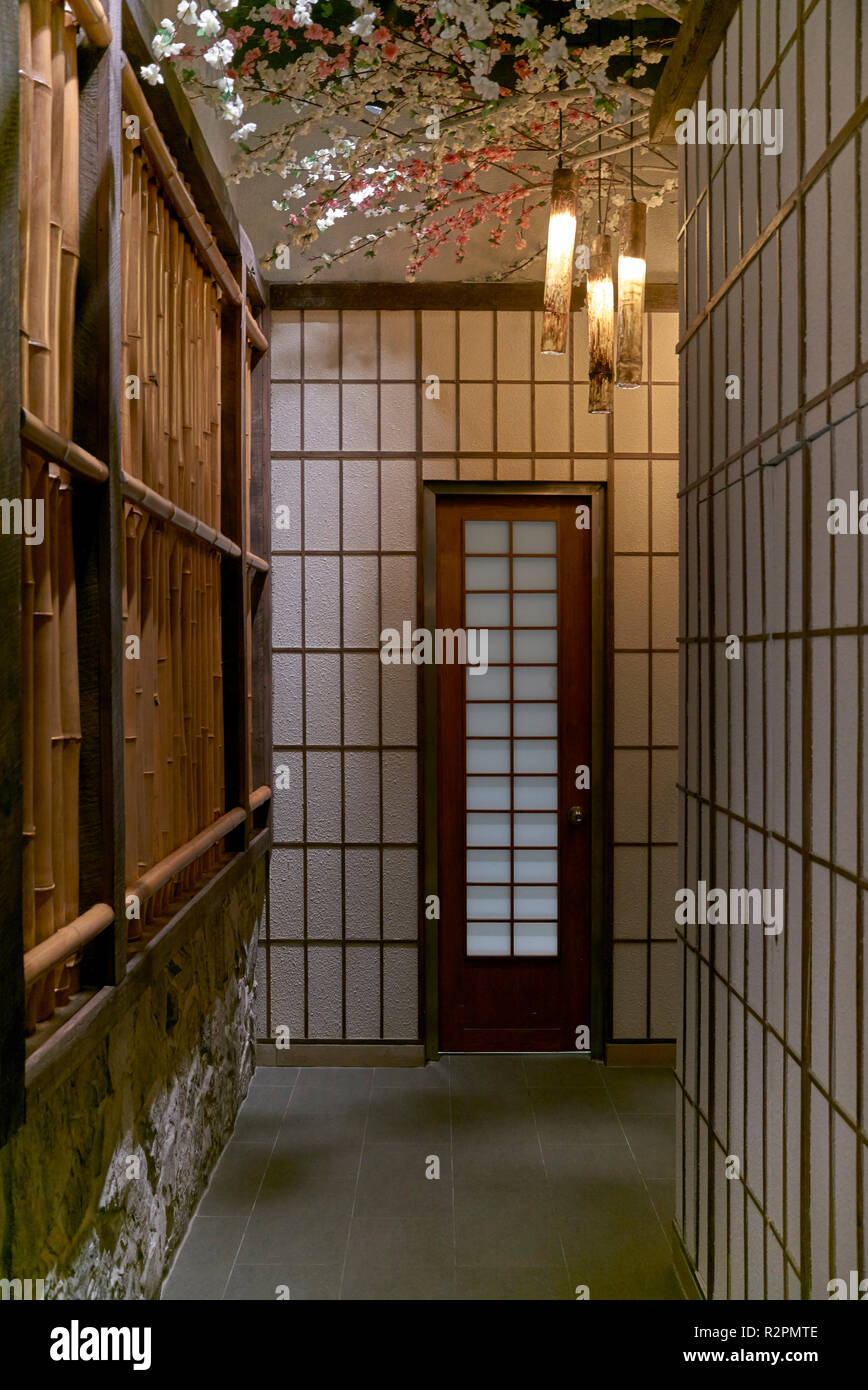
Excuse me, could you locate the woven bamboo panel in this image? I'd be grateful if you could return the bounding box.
[120,124,226,943]
[19,0,81,1030]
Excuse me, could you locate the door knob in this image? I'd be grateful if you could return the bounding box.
[567,805,585,827]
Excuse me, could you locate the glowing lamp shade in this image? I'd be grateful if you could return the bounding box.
[540,168,579,355]
[587,233,614,414]
[616,200,647,388]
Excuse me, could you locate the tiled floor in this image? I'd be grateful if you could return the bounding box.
[162,1056,683,1301]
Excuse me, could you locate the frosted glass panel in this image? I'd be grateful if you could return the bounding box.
[466,776,510,809]
[514,849,558,883]
[514,593,557,627]
[467,811,511,846]
[465,556,510,589]
[468,921,512,955]
[512,521,557,553]
[467,884,510,918]
[462,513,560,957]
[513,557,557,590]
[514,666,557,700]
[467,849,511,882]
[514,922,558,956]
[486,630,510,664]
[465,520,509,553]
[514,630,557,664]
[514,885,558,918]
[466,667,510,699]
[514,775,558,810]
[514,739,557,773]
[466,593,510,626]
[514,812,558,846]
[514,702,557,735]
[467,738,510,773]
[467,703,509,736]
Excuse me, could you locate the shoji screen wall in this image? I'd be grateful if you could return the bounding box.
[677,0,868,1297]
[265,301,680,1049]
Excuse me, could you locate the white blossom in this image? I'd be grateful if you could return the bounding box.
[470,72,500,100]
[349,9,377,38]
[198,8,222,37]
[516,14,538,39]
[176,0,198,24]
[230,122,257,141]
[140,62,165,85]
[203,38,234,66]
[543,37,569,68]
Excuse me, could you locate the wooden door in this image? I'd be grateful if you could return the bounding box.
[436,495,593,1051]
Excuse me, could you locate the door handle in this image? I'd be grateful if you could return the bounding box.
[567,805,585,827]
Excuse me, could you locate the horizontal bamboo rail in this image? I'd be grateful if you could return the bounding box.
[127,790,270,904]
[23,902,113,987]
[249,784,272,813]
[120,472,242,557]
[245,306,268,354]
[22,785,270,991]
[121,58,243,309]
[65,0,111,47]
[245,550,269,573]
[21,407,109,482]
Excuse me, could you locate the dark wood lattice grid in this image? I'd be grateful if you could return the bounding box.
[267,301,679,1044]
[676,0,868,1300]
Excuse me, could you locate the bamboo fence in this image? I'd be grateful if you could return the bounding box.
[19,0,81,1030]
[120,125,226,944]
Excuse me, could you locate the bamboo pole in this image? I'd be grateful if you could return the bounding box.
[28,0,53,421]
[19,0,33,407]
[65,0,112,48]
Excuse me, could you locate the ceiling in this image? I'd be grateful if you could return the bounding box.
[142,0,681,284]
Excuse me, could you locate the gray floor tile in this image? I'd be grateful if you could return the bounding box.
[354,1143,453,1217]
[373,1063,450,1090]
[197,1142,272,1217]
[455,1266,573,1300]
[271,1114,366,1175]
[231,1085,292,1142]
[365,1089,451,1143]
[224,1262,341,1301]
[602,1067,676,1115]
[522,1055,606,1089]
[239,1182,356,1262]
[542,1142,652,1219]
[530,1086,624,1144]
[620,1113,676,1183]
[341,1263,456,1300]
[161,1216,247,1300]
[343,1215,454,1272]
[448,1054,527,1092]
[250,1066,300,1087]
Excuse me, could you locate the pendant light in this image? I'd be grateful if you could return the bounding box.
[587,137,614,412]
[616,39,646,387]
[616,198,646,387]
[541,114,578,355]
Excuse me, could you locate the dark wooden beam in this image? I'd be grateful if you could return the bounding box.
[0,0,24,1147]
[75,1,128,993]
[649,0,741,145]
[249,304,272,829]
[270,280,678,312]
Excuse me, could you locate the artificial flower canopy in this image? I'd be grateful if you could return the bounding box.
[146,0,681,280]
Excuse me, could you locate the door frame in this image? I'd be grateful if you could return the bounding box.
[420,481,611,1060]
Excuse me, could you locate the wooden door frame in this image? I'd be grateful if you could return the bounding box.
[420,480,610,1060]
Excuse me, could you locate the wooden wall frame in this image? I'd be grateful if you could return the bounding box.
[421,481,610,1061]
[0,0,271,1144]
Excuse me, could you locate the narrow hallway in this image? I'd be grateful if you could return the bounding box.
[163,1058,680,1301]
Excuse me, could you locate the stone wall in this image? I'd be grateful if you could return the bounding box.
[0,857,265,1299]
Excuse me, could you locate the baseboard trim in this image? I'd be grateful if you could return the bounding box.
[605,1041,676,1067]
[255,1042,426,1067]
[671,1222,707,1301]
